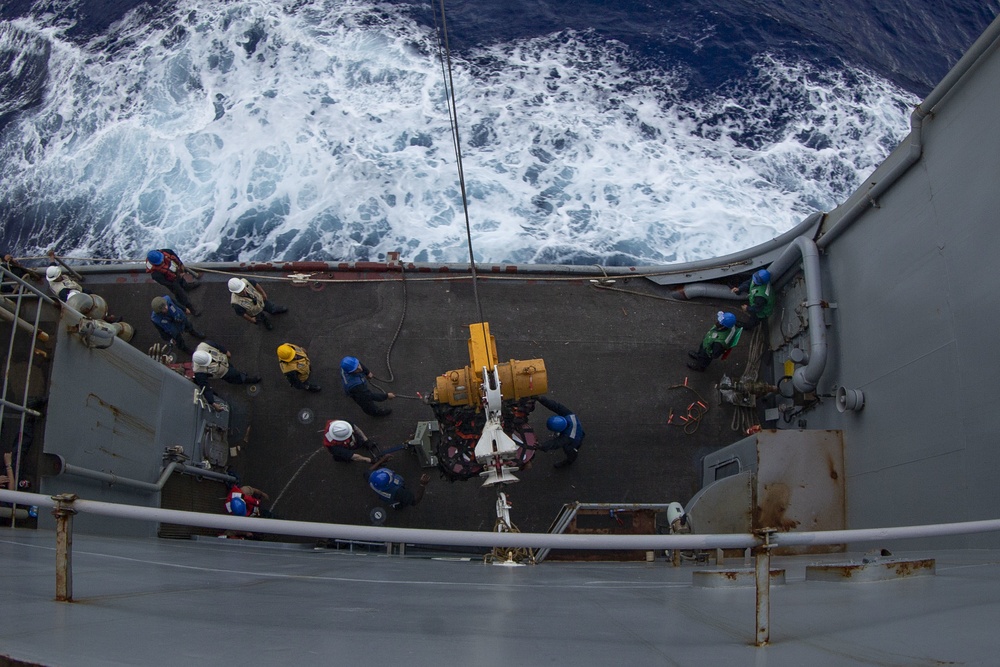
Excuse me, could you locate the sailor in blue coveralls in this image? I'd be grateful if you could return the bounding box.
[536,395,585,468]
[367,456,430,509]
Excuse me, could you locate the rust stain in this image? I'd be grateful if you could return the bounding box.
[754,483,800,531]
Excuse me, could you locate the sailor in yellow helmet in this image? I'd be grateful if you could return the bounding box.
[276,343,321,392]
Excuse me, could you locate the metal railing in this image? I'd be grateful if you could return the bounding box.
[4,488,1000,647]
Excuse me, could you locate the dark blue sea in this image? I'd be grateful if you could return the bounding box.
[0,0,996,265]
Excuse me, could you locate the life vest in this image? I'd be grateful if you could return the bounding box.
[279,344,311,382]
[150,298,186,338]
[146,250,182,281]
[322,420,356,449]
[230,279,265,316]
[225,486,260,516]
[193,342,230,379]
[47,276,82,297]
[701,325,742,355]
[748,282,775,318]
[559,414,585,444]
[341,367,367,394]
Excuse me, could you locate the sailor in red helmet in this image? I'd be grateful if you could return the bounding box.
[146,249,200,314]
[323,420,375,464]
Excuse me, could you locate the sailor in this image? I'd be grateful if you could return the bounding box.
[146,249,200,314]
[225,484,271,517]
[687,311,743,372]
[322,419,376,463]
[366,455,430,509]
[2,254,39,293]
[192,340,261,404]
[44,266,85,302]
[340,356,394,417]
[730,269,775,329]
[276,343,321,392]
[150,295,204,353]
[228,277,288,330]
[536,395,585,468]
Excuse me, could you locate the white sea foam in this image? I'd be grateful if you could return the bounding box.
[0,0,917,265]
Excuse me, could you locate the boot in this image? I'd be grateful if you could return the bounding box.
[307,384,322,393]
[272,305,288,315]
[246,376,262,384]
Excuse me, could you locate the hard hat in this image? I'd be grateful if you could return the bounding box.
[340,356,361,373]
[666,501,685,525]
[752,269,771,285]
[227,277,246,293]
[326,420,353,442]
[717,311,737,328]
[546,415,568,433]
[146,250,164,265]
[228,496,249,516]
[369,469,392,491]
[276,344,296,362]
[46,266,62,280]
[150,296,168,312]
[192,350,212,366]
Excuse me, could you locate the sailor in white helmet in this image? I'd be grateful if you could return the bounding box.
[191,340,261,405]
[45,265,85,301]
[322,420,376,463]
[227,277,288,330]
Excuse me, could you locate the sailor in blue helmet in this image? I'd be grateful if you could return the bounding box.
[687,311,743,372]
[146,249,200,314]
[340,356,395,417]
[536,395,585,468]
[366,455,430,509]
[730,269,775,329]
[224,484,271,517]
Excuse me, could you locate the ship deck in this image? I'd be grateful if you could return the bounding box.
[79,265,753,537]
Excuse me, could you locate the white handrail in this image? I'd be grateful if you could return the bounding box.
[6,489,1000,550]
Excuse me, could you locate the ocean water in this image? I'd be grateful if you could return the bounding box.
[0,0,996,266]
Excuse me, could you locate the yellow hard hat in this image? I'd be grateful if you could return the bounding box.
[276,344,296,362]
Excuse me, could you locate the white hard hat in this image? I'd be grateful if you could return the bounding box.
[227,278,245,293]
[46,266,62,280]
[326,420,353,442]
[192,350,212,366]
[666,502,685,525]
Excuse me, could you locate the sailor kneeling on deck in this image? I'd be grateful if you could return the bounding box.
[323,420,374,464]
[366,455,430,510]
[276,343,321,392]
[192,341,261,404]
[225,484,271,518]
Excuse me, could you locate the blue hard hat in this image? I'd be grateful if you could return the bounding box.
[370,469,393,491]
[752,269,771,285]
[340,356,361,373]
[147,250,164,265]
[717,311,737,328]
[546,415,568,433]
[228,496,248,516]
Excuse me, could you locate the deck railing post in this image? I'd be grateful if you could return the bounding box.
[754,528,776,647]
[53,493,78,602]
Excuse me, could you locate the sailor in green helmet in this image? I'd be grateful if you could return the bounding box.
[687,311,743,372]
[730,269,775,329]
